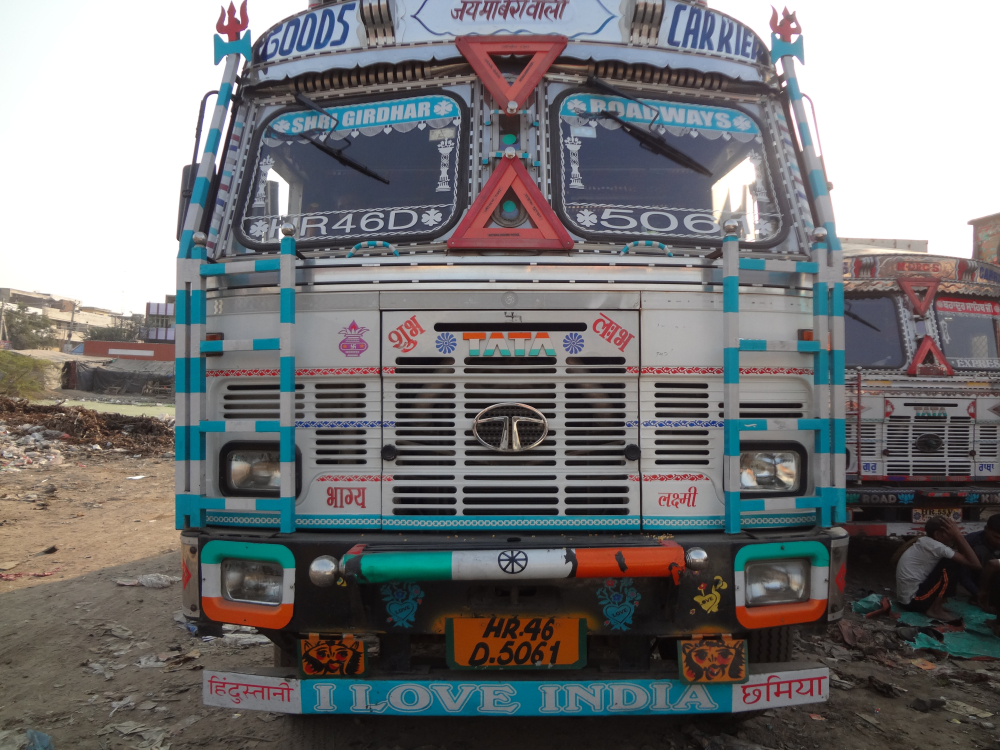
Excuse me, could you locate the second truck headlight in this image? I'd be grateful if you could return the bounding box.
[739,450,800,492]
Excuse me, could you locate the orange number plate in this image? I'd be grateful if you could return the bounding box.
[446,617,585,670]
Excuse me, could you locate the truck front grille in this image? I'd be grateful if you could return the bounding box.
[384,357,638,519]
[885,417,972,476]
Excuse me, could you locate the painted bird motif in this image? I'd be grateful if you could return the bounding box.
[694,576,728,614]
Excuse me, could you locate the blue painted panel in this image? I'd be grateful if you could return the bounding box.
[299,678,733,715]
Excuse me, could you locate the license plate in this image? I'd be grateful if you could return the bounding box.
[911,508,961,523]
[446,617,585,670]
[678,637,748,684]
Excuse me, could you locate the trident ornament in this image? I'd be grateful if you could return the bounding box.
[769,6,804,63]
[214,1,252,64]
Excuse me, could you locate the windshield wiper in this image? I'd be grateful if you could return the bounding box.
[265,92,390,185]
[844,307,881,333]
[585,75,713,177]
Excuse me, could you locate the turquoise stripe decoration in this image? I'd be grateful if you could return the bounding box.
[280,357,295,392]
[808,170,828,198]
[723,276,739,312]
[253,338,280,350]
[723,348,739,383]
[175,357,189,394]
[797,121,812,148]
[191,290,206,325]
[280,288,295,324]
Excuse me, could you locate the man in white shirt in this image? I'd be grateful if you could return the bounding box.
[896,516,981,622]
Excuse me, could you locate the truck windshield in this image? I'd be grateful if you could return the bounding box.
[238,91,466,249]
[551,90,782,245]
[934,297,1000,369]
[845,296,905,368]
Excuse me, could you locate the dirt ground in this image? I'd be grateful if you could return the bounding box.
[2,455,1000,750]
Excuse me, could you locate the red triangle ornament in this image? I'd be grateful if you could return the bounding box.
[455,35,567,112]
[898,278,940,317]
[447,155,574,250]
[907,334,954,377]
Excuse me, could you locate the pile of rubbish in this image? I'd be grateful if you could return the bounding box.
[0,398,174,469]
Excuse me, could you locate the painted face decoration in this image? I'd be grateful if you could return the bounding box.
[300,635,365,677]
[679,638,746,683]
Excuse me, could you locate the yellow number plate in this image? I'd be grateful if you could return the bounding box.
[446,617,585,670]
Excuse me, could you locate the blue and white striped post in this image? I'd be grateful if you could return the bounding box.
[809,227,832,527]
[278,223,298,534]
[774,30,846,527]
[721,220,743,534]
[175,50,244,530]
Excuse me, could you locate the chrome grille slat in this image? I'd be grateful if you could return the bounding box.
[216,379,381,468]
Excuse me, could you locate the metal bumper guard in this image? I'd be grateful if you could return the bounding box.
[341,540,685,584]
[203,664,830,716]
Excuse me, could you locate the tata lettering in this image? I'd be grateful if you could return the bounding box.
[463,332,556,356]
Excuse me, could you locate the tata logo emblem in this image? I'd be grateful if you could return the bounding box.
[463,332,555,357]
[472,403,548,452]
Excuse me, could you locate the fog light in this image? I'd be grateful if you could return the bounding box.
[221,559,283,606]
[740,450,800,492]
[745,559,809,606]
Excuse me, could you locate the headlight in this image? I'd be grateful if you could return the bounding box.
[740,450,800,492]
[745,559,809,606]
[227,450,280,492]
[222,559,283,605]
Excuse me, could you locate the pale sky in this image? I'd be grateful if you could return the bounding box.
[1,0,995,314]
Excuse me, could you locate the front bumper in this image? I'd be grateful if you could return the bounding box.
[182,529,845,636]
[203,663,830,716]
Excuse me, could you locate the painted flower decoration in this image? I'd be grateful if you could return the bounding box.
[566,98,587,113]
[433,100,454,116]
[248,219,269,238]
[576,209,597,228]
[563,332,585,354]
[421,209,443,226]
[732,115,752,131]
[435,332,457,354]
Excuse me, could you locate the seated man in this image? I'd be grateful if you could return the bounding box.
[896,516,981,621]
[965,514,1000,616]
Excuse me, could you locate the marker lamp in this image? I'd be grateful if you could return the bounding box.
[745,559,809,606]
[740,450,800,492]
[222,559,283,606]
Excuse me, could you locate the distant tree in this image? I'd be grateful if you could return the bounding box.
[86,317,143,343]
[0,304,59,350]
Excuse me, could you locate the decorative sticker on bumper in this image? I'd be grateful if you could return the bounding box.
[203,668,830,715]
